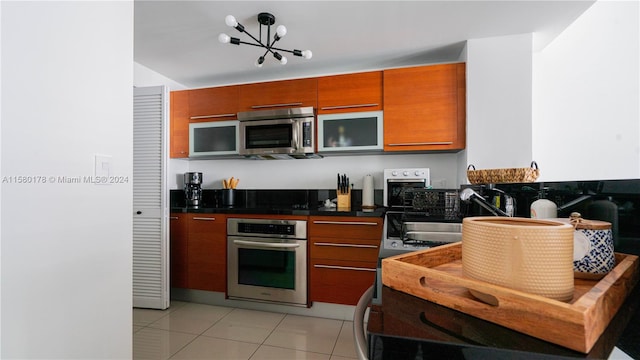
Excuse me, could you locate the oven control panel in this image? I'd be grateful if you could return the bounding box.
[227,218,307,239]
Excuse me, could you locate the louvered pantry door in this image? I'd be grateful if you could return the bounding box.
[133,86,169,310]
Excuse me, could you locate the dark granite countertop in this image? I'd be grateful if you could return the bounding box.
[170,188,386,218]
[170,205,385,218]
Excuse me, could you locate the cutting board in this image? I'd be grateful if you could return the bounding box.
[381,242,639,353]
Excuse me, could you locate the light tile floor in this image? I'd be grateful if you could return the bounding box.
[133,301,359,360]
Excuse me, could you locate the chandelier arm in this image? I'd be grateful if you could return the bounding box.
[237,29,269,49]
[237,40,269,48]
[269,46,300,55]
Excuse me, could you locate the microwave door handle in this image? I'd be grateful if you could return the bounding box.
[291,124,299,149]
[233,240,301,249]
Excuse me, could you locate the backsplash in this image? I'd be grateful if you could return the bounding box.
[170,189,385,210]
[461,179,640,254]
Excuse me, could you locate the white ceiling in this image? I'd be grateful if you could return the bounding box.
[134,1,596,89]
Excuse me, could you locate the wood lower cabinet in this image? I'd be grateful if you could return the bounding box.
[170,91,190,158]
[383,63,466,152]
[170,213,188,288]
[317,71,383,114]
[238,78,317,111]
[187,214,227,292]
[309,216,383,305]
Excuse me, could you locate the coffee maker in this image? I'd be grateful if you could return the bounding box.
[184,172,203,207]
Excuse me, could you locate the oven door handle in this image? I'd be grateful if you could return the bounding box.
[233,240,300,249]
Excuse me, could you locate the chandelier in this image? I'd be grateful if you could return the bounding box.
[218,12,312,67]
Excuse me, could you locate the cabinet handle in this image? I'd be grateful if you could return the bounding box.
[320,103,379,110]
[386,141,453,146]
[312,220,379,226]
[233,240,300,249]
[314,242,378,249]
[314,264,376,272]
[192,217,216,221]
[251,102,303,109]
[190,114,236,120]
[170,216,179,220]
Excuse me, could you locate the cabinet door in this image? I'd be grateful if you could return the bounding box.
[383,63,466,152]
[187,214,226,292]
[317,71,383,114]
[189,86,239,121]
[189,121,239,157]
[170,91,190,158]
[238,78,317,111]
[170,213,188,288]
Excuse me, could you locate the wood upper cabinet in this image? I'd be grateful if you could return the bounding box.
[188,86,239,121]
[383,63,466,152]
[317,71,383,114]
[237,78,317,111]
[170,212,188,289]
[308,216,383,305]
[170,90,190,158]
[187,214,227,292]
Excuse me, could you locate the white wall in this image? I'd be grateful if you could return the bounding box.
[1,2,133,358]
[464,33,535,170]
[533,0,640,181]
[135,62,187,90]
[176,153,459,191]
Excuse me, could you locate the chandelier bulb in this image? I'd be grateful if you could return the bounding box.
[280,55,288,65]
[276,25,287,38]
[255,56,264,68]
[225,15,238,27]
[218,33,231,44]
[302,50,313,59]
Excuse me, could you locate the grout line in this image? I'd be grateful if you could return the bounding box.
[137,302,351,360]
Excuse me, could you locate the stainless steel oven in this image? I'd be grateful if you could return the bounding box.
[227,218,308,306]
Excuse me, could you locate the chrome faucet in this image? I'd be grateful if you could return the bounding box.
[460,188,511,217]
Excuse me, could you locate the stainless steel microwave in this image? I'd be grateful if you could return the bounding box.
[237,107,316,159]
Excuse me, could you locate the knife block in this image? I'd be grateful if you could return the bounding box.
[337,189,351,210]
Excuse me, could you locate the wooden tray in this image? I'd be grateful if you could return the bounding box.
[381,242,639,353]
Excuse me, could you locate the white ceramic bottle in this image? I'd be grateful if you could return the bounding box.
[531,197,558,219]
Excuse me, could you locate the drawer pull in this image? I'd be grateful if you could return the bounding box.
[314,264,376,272]
[251,102,303,109]
[313,220,379,226]
[190,113,236,120]
[320,103,379,110]
[314,242,378,249]
[387,141,453,146]
[170,216,179,220]
[192,217,216,221]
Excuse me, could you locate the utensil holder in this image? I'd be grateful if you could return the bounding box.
[222,189,235,207]
[337,189,351,210]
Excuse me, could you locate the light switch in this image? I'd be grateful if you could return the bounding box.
[94,154,112,185]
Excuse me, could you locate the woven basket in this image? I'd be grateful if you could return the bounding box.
[462,217,575,301]
[467,161,539,184]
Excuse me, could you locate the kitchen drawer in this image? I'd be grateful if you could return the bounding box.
[311,237,380,262]
[310,258,377,305]
[309,216,383,239]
